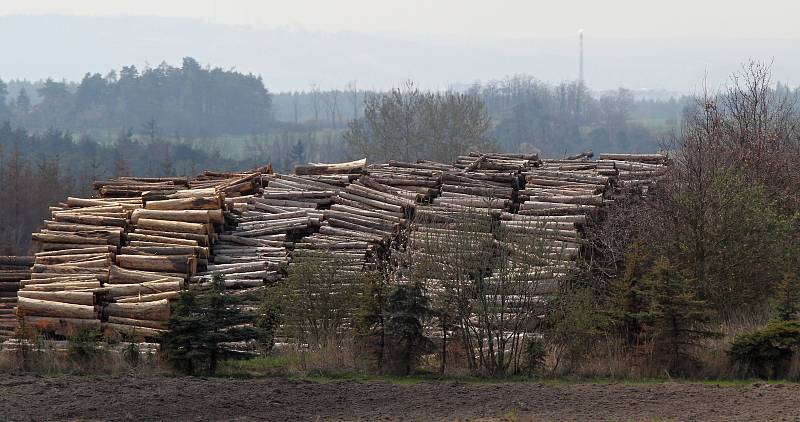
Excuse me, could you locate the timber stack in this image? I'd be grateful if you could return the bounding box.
[0,256,33,338]
[5,151,668,345]
[292,159,407,272]
[365,160,447,202]
[598,153,669,195]
[15,167,269,339]
[18,196,129,338]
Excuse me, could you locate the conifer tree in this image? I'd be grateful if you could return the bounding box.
[775,272,800,321]
[639,257,717,373]
[612,242,650,347]
[384,281,434,375]
[163,273,262,375]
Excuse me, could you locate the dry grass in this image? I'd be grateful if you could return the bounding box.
[0,332,166,375]
[555,315,800,381]
[287,336,361,375]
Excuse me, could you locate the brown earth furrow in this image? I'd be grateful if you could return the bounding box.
[0,376,798,421]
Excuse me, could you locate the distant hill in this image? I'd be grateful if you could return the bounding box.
[1,15,799,92]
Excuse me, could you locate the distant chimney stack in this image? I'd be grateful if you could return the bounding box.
[579,29,584,84]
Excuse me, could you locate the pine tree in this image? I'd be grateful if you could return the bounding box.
[355,273,388,369]
[290,141,306,166]
[775,272,800,321]
[163,273,263,375]
[384,281,434,375]
[15,88,31,115]
[638,257,717,373]
[611,242,650,347]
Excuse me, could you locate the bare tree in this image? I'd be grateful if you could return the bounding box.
[408,208,556,374]
[309,84,321,122]
[322,90,340,127]
[344,81,493,163]
[346,80,360,121]
[720,60,800,210]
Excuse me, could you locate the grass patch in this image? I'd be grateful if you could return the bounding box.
[216,355,299,377]
[215,355,800,387]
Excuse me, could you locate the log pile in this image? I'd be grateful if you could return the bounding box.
[285,160,413,271]
[365,161,446,201]
[17,196,131,337]
[16,170,255,339]
[201,172,345,290]
[435,152,537,215]
[519,160,610,217]
[5,151,668,346]
[598,153,669,194]
[92,177,190,198]
[0,256,33,338]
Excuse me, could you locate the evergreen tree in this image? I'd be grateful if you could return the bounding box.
[384,281,434,375]
[355,273,388,369]
[163,273,262,375]
[15,88,31,115]
[775,272,800,321]
[290,140,306,166]
[638,257,717,373]
[611,242,650,347]
[0,79,9,121]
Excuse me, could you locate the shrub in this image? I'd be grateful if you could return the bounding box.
[122,342,141,367]
[729,320,800,379]
[67,329,104,363]
[545,285,610,374]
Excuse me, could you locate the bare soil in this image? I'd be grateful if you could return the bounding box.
[0,375,798,421]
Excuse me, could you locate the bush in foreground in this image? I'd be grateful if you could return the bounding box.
[729,320,800,379]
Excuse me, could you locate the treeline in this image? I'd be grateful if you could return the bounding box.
[2,58,695,157]
[0,57,271,136]
[472,77,682,154]
[0,122,246,254]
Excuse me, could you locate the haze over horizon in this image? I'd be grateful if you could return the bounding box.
[1,1,799,93]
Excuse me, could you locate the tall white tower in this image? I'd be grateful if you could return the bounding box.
[579,29,584,84]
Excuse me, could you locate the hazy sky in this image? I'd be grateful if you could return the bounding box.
[2,0,799,39]
[2,2,799,92]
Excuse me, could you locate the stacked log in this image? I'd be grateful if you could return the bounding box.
[199,173,343,288]
[454,152,539,172]
[432,152,538,215]
[17,197,131,336]
[598,153,669,194]
[295,174,415,271]
[0,256,33,338]
[93,177,189,198]
[365,161,445,201]
[124,192,225,278]
[519,160,611,217]
[194,203,292,288]
[295,158,366,176]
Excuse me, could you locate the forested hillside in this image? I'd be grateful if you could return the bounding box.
[1,57,271,136]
